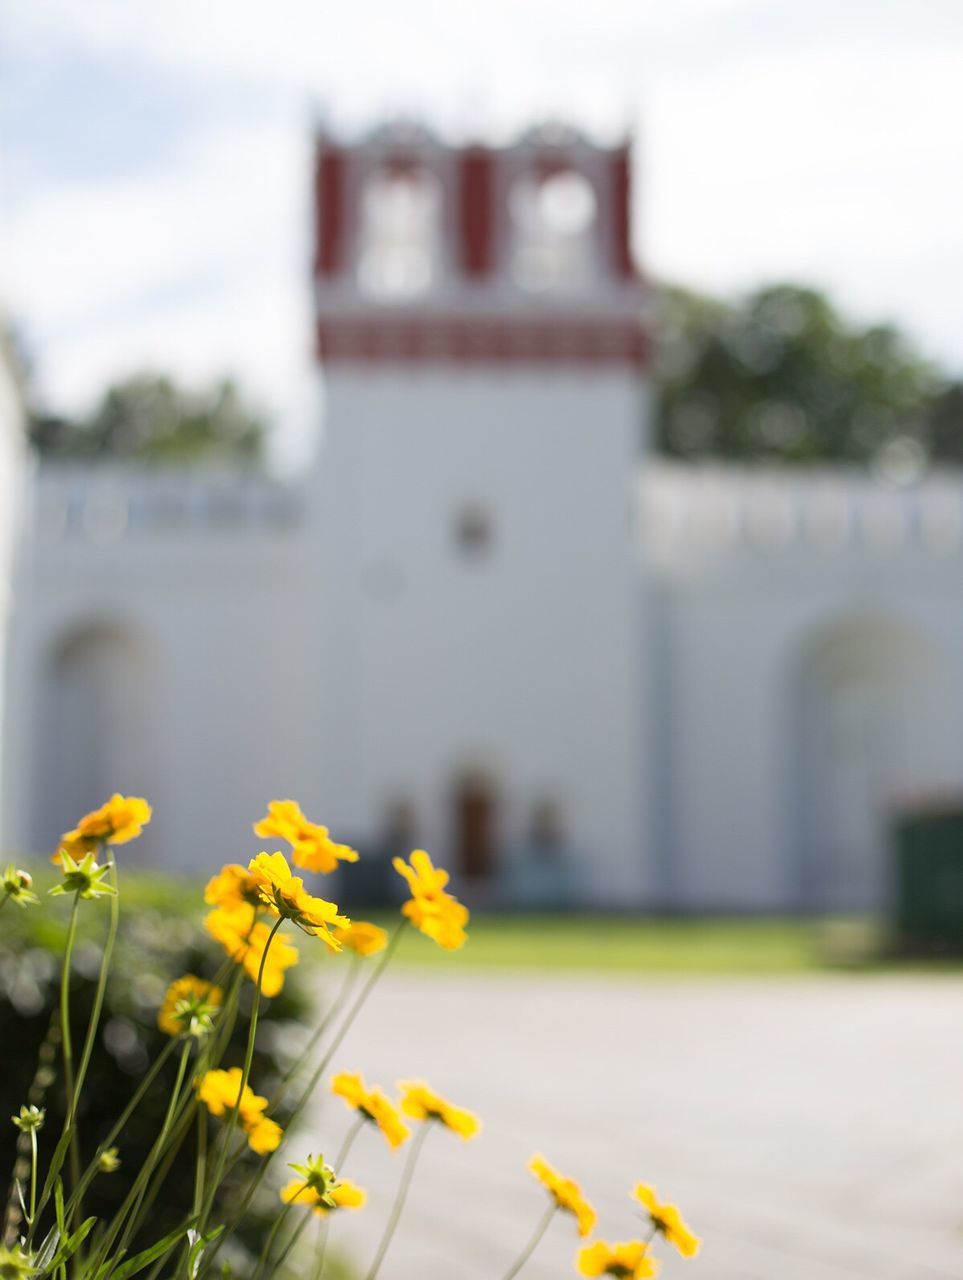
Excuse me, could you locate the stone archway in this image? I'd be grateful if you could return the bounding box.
[792,616,957,911]
[35,622,155,859]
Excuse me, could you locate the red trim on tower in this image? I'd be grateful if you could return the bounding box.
[458,147,494,278]
[315,316,648,366]
[611,145,634,280]
[315,145,346,277]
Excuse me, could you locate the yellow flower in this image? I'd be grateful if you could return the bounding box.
[281,1178,366,1215]
[331,1072,410,1149]
[247,1116,283,1154]
[196,1068,282,1154]
[633,1184,700,1259]
[333,921,388,957]
[54,794,151,861]
[392,850,469,950]
[279,1155,366,1215]
[322,1179,366,1213]
[157,975,223,1038]
[254,800,359,874]
[248,852,349,949]
[397,1080,480,1140]
[529,1154,596,1237]
[577,1241,659,1279]
[204,864,262,910]
[204,905,299,997]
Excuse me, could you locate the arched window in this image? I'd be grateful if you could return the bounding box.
[357,167,442,299]
[509,169,597,293]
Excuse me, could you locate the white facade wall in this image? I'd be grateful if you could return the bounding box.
[0,342,24,849]
[643,464,963,912]
[2,469,321,872]
[316,365,649,904]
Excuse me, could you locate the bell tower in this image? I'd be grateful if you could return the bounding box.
[313,120,651,904]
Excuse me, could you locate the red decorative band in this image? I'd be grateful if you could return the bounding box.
[314,317,647,365]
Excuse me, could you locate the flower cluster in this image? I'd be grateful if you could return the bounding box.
[157,975,222,1038]
[196,1068,282,1154]
[7,790,703,1280]
[393,849,470,950]
[331,1072,410,1149]
[204,903,300,996]
[247,851,349,948]
[254,800,358,874]
[530,1154,597,1237]
[397,1080,480,1140]
[54,793,151,861]
[569,1183,700,1278]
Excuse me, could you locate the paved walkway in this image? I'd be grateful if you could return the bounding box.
[299,970,963,1280]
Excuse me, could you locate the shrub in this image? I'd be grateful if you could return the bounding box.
[0,866,311,1268]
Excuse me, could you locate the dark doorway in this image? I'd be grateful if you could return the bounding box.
[454,771,497,880]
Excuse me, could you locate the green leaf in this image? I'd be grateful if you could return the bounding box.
[54,1179,66,1236]
[47,1217,96,1271]
[34,1226,61,1273]
[105,1216,198,1280]
[187,1226,224,1280]
[36,1126,73,1214]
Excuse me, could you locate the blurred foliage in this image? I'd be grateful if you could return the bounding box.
[654,283,963,468]
[0,868,313,1269]
[28,373,266,465]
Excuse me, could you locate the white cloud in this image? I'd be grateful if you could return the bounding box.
[2,0,962,448]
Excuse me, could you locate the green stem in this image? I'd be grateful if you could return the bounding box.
[308,1115,366,1280]
[64,1036,178,1221]
[269,1208,313,1279]
[499,1202,557,1280]
[271,953,361,1107]
[198,924,406,1280]
[254,1179,314,1280]
[198,915,284,1233]
[193,1106,207,1220]
[94,1038,194,1277]
[255,1202,295,1280]
[28,1130,38,1225]
[334,1113,366,1170]
[58,892,82,1208]
[72,850,120,1103]
[291,925,406,1130]
[69,847,120,1231]
[311,1214,330,1280]
[363,1122,430,1280]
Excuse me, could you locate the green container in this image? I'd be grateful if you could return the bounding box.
[894,805,963,950]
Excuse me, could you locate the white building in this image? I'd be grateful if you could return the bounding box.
[3,121,963,912]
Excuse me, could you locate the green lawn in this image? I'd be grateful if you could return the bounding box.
[384,914,856,975]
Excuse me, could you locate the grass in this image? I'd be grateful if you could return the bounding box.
[384,913,846,975]
[15,860,955,976]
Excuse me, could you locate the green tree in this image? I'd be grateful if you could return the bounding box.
[654,283,953,466]
[29,373,266,465]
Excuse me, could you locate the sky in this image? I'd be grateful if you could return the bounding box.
[2,0,962,465]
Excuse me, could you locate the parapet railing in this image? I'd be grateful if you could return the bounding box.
[28,466,308,545]
[642,463,963,556]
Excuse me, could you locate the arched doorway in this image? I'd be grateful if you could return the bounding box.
[36,623,155,860]
[792,617,957,911]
